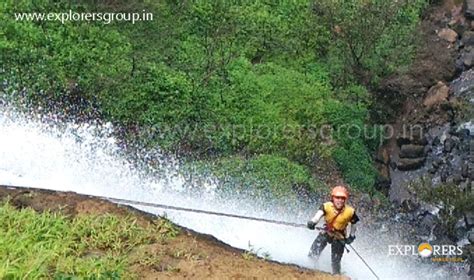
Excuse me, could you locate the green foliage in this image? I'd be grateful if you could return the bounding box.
[0,202,177,279]
[1,0,131,111]
[318,86,378,192]
[332,143,377,193]
[409,178,473,212]
[216,59,334,159]
[314,0,429,85]
[408,178,474,239]
[242,241,271,261]
[186,154,325,199]
[1,0,429,195]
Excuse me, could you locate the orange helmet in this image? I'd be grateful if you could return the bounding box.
[331,186,349,200]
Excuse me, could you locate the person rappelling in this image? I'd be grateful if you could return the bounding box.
[307,185,359,275]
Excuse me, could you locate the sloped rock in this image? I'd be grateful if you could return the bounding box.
[375,163,391,196]
[397,125,428,146]
[450,69,474,103]
[449,174,464,184]
[456,128,471,139]
[438,28,458,43]
[466,211,474,229]
[400,144,426,158]
[462,49,474,68]
[397,157,426,171]
[444,137,456,152]
[466,0,474,19]
[375,147,390,164]
[423,81,450,107]
[462,31,474,46]
[469,229,474,243]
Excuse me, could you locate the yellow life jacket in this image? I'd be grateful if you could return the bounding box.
[323,202,355,235]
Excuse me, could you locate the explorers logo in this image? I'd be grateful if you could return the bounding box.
[388,242,464,261]
[417,243,433,258]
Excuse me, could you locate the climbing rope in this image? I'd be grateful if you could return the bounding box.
[106,196,309,228]
[3,185,380,279]
[106,194,381,280]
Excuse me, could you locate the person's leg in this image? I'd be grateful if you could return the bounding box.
[308,232,328,259]
[331,239,345,274]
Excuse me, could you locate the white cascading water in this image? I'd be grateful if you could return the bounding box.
[0,105,469,280]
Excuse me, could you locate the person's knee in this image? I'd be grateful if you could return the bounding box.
[309,235,327,257]
[332,262,341,274]
[310,242,324,255]
[331,252,343,262]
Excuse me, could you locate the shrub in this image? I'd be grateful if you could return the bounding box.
[183,154,326,199]
[313,0,429,86]
[408,178,474,239]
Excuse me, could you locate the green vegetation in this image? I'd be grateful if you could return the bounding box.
[242,241,271,261]
[314,0,428,86]
[184,154,326,199]
[408,178,474,240]
[0,201,178,279]
[0,0,429,195]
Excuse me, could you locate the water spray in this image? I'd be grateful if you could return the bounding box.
[2,184,381,279]
[0,109,469,279]
[344,243,380,280]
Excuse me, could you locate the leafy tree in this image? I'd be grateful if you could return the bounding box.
[313,0,428,85]
[1,0,430,195]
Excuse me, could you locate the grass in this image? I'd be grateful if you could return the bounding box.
[242,241,271,261]
[0,201,179,279]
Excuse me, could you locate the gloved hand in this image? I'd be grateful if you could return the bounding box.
[307,221,316,230]
[345,235,356,244]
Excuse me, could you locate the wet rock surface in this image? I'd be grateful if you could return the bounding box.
[384,0,473,206]
[466,211,474,229]
[400,144,426,158]
[450,68,474,103]
[466,0,474,19]
[374,2,474,276]
[397,157,427,171]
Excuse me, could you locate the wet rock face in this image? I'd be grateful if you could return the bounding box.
[461,48,474,69]
[387,123,472,264]
[455,5,474,73]
[374,147,391,195]
[466,0,474,20]
[400,144,426,158]
[443,137,456,152]
[398,125,428,144]
[456,31,474,72]
[372,3,474,276]
[397,157,426,171]
[394,127,429,171]
[431,125,471,182]
[461,30,474,46]
[469,230,474,243]
[388,110,472,204]
[466,211,474,229]
[450,68,474,103]
[385,0,474,201]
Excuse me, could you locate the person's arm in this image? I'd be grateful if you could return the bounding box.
[311,209,324,224]
[307,205,325,229]
[349,223,357,235]
[345,212,360,242]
